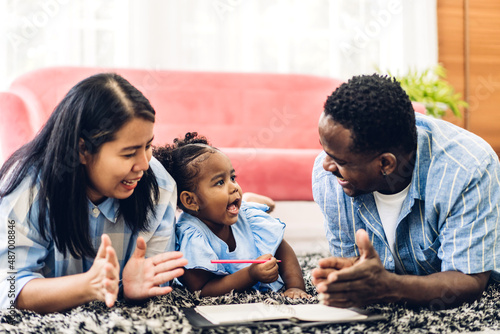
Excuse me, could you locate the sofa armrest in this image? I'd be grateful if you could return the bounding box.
[0,92,34,164]
[412,101,426,114]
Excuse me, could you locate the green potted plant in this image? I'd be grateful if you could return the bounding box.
[384,64,468,118]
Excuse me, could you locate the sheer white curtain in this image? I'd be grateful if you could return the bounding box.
[1,0,437,91]
[0,0,130,90]
[330,0,438,78]
[128,0,438,79]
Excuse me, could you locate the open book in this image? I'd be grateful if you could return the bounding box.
[184,302,384,327]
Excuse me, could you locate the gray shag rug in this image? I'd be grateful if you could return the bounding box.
[2,253,500,334]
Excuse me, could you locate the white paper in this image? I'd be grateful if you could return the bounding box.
[194,302,368,324]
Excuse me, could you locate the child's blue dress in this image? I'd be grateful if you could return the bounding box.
[175,201,285,292]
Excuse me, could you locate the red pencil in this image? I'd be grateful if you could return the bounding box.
[211,259,282,264]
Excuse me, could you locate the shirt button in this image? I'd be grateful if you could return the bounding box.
[388,257,393,262]
[92,207,99,216]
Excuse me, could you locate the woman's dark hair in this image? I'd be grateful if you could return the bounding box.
[0,73,159,258]
[323,73,417,155]
[153,132,216,212]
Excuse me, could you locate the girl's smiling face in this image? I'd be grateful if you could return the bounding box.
[191,151,243,231]
[80,117,154,204]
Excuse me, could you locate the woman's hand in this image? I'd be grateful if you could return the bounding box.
[248,254,279,283]
[122,237,188,302]
[87,234,120,307]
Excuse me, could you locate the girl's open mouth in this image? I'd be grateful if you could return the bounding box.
[227,198,240,215]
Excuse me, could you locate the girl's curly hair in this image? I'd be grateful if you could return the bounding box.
[153,132,217,211]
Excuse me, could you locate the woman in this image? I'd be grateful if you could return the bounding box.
[0,73,187,313]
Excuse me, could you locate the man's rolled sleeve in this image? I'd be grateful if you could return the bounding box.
[439,156,500,275]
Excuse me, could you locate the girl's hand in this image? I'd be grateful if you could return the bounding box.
[122,237,188,302]
[275,239,308,299]
[283,288,312,299]
[87,234,120,307]
[248,254,279,283]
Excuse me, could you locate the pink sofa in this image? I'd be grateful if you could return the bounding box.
[0,67,426,201]
[0,67,345,200]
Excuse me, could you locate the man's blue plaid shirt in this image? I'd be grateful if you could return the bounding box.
[313,113,500,281]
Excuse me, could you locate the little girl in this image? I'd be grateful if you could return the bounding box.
[154,132,310,298]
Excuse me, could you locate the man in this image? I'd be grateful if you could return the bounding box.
[311,74,500,309]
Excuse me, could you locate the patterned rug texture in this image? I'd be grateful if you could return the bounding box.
[1,253,500,334]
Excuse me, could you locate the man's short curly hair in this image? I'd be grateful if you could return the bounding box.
[323,74,417,155]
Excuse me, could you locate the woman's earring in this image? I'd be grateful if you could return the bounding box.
[382,170,387,176]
